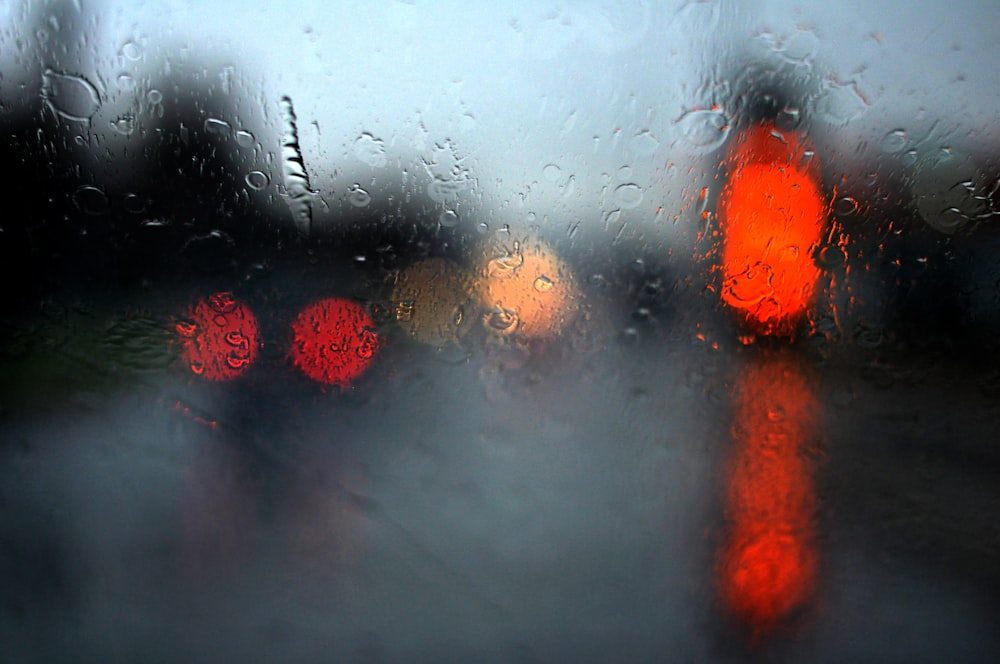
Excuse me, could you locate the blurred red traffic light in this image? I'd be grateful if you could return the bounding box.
[289,297,380,387]
[175,292,260,381]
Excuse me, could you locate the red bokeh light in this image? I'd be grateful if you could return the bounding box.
[289,297,380,387]
[718,122,827,338]
[176,292,260,381]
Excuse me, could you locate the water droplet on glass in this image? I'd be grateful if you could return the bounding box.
[175,320,197,338]
[225,330,249,349]
[439,209,459,227]
[930,207,969,234]
[561,175,576,200]
[779,245,801,263]
[724,263,775,304]
[354,133,388,168]
[912,151,986,234]
[779,30,819,63]
[356,329,379,359]
[477,222,489,234]
[123,193,146,214]
[814,244,847,270]
[117,73,135,90]
[72,185,109,215]
[120,41,142,60]
[485,307,519,334]
[488,252,524,277]
[427,178,467,204]
[775,106,801,131]
[235,130,255,149]
[204,118,231,136]
[629,131,660,156]
[533,275,555,292]
[617,165,633,181]
[244,171,269,191]
[395,300,414,321]
[347,184,372,208]
[561,110,577,134]
[588,273,608,289]
[814,83,867,126]
[854,325,884,349]
[604,209,622,228]
[109,114,135,135]
[619,326,639,345]
[147,89,162,105]
[219,65,235,95]
[880,128,908,154]
[632,306,652,322]
[543,163,562,182]
[208,292,237,314]
[41,69,101,122]
[613,183,644,209]
[674,108,731,154]
[226,354,251,369]
[834,196,858,216]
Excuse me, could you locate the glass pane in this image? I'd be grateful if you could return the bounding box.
[2,1,999,661]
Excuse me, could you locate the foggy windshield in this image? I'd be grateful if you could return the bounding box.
[2,1,999,662]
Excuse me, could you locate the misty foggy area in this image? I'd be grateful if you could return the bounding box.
[1,0,999,662]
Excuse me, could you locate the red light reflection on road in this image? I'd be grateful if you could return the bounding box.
[175,292,259,381]
[284,452,368,589]
[178,444,258,579]
[718,122,827,338]
[289,297,380,387]
[718,353,818,634]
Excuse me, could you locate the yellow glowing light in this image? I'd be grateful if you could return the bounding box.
[391,257,474,346]
[475,239,580,339]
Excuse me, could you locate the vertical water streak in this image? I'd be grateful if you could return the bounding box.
[279,96,314,237]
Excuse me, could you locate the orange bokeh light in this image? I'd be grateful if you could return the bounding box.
[175,292,259,381]
[392,257,474,346]
[476,240,580,339]
[289,298,380,387]
[718,354,818,633]
[718,123,827,338]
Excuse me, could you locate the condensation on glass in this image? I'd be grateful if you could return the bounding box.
[1,1,999,662]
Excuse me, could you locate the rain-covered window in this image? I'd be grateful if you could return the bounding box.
[2,1,999,661]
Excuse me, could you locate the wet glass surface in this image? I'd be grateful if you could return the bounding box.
[2,1,999,661]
